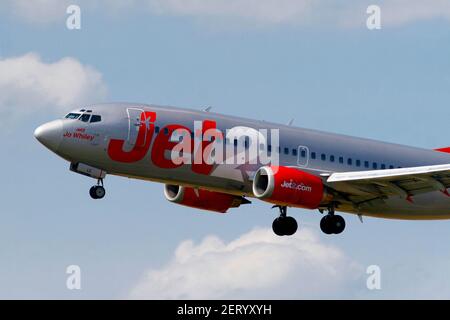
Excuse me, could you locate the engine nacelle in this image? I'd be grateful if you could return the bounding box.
[164,185,250,213]
[252,166,332,209]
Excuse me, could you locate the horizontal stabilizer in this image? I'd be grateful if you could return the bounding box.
[435,147,450,154]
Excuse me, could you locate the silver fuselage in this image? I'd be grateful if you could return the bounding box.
[37,103,450,220]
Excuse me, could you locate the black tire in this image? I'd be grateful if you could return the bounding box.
[94,186,106,199]
[89,186,98,199]
[332,215,346,234]
[284,216,298,236]
[320,215,333,235]
[272,217,286,236]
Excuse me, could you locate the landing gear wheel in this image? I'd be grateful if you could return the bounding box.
[320,215,334,235]
[284,216,298,236]
[90,185,105,199]
[320,214,345,234]
[272,213,298,237]
[272,217,286,236]
[332,215,345,234]
[89,186,97,199]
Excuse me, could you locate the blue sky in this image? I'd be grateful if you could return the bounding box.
[1,0,450,299]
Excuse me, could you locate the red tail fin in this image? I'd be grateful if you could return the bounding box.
[435,147,450,154]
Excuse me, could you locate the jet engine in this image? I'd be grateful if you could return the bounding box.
[164,184,250,213]
[252,166,332,209]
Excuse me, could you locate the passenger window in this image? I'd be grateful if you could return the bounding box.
[364,161,369,168]
[373,163,378,170]
[301,150,306,158]
[292,149,297,156]
[347,158,353,166]
[330,155,335,162]
[389,165,394,169]
[164,127,169,135]
[339,156,344,164]
[284,147,289,155]
[90,115,101,123]
[381,164,386,169]
[80,114,91,123]
[155,126,160,134]
[311,152,316,159]
[321,154,326,161]
[356,160,361,167]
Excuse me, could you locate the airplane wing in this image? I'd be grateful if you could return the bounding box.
[324,164,450,205]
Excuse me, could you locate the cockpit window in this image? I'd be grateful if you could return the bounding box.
[66,111,101,123]
[80,114,91,123]
[65,113,81,119]
[90,115,102,123]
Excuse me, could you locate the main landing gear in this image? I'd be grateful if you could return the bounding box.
[272,206,298,236]
[89,178,106,200]
[269,204,346,236]
[319,206,345,235]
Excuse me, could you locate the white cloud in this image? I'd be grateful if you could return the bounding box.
[0,0,71,24]
[147,0,450,27]
[0,0,136,24]
[0,53,107,124]
[129,227,363,299]
[381,0,450,27]
[1,0,450,27]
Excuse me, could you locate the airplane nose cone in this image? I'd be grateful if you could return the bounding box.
[34,120,63,152]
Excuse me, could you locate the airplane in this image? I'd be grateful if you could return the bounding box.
[34,103,450,236]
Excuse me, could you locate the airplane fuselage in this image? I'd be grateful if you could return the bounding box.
[35,103,450,223]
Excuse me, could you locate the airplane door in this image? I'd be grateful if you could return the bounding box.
[127,107,146,147]
[297,146,309,167]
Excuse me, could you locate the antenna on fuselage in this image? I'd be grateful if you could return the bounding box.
[203,106,212,112]
[287,118,294,126]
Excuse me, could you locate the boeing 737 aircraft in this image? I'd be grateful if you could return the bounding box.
[34,103,450,236]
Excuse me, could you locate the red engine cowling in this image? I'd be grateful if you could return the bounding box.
[252,166,331,209]
[164,185,250,213]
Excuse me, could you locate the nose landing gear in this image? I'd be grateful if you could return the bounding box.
[319,206,345,235]
[89,178,106,199]
[272,205,298,236]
